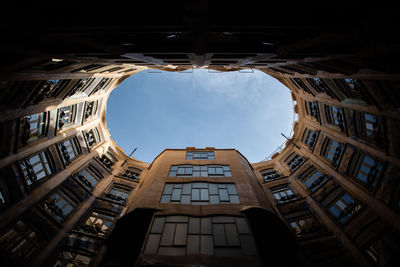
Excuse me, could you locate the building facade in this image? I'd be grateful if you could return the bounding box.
[1,3,400,266]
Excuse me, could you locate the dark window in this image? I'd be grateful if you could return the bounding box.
[297,166,329,193]
[291,78,313,95]
[289,217,319,237]
[321,137,345,167]
[54,250,93,267]
[42,189,77,223]
[325,105,345,131]
[347,150,384,190]
[305,101,320,122]
[354,111,383,145]
[0,220,44,260]
[143,215,257,256]
[285,153,305,172]
[302,128,319,150]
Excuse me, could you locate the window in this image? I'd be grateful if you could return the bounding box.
[57,104,77,130]
[347,150,384,189]
[143,215,257,257]
[0,189,5,206]
[105,185,132,204]
[54,250,93,267]
[67,78,95,97]
[19,111,49,146]
[57,137,81,166]
[42,189,77,223]
[83,101,98,121]
[297,166,328,193]
[160,182,240,205]
[291,78,313,94]
[302,128,319,150]
[289,217,318,237]
[169,165,232,177]
[0,221,44,260]
[328,193,362,224]
[74,166,102,191]
[72,64,103,73]
[186,151,215,160]
[84,128,100,149]
[271,185,297,204]
[260,168,282,182]
[305,101,320,122]
[354,111,382,144]
[307,78,329,94]
[90,78,112,95]
[20,151,52,185]
[98,152,117,170]
[79,211,115,237]
[120,167,141,181]
[321,137,344,167]
[285,153,305,172]
[325,105,345,131]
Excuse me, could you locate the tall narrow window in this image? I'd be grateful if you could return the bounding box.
[83,101,98,122]
[260,168,282,182]
[328,193,362,224]
[84,128,100,149]
[354,111,383,145]
[19,111,49,146]
[42,189,77,223]
[57,137,81,166]
[271,185,297,204]
[305,101,320,122]
[285,153,305,172]
[0,221,44,260]
[19,151,52,185]
[74,166,102,191]
[57,104,77,130]
[325,105,345,131]
[302,128,319,150]
[321,137,344,167]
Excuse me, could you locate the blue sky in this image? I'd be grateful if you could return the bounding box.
[106,69,295,163]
